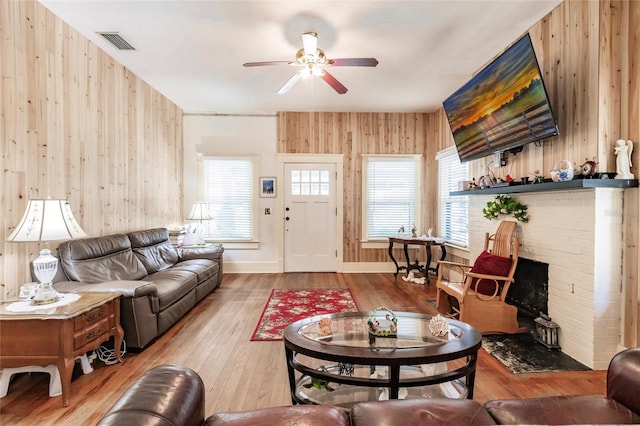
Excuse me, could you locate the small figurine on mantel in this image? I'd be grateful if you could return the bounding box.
[614,139,635,179]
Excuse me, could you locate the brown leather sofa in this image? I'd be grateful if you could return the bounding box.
[98,347,640,425]
[484,345,640,424]
[52,228,223,350]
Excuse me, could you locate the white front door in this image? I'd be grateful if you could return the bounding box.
[284,163,337,272]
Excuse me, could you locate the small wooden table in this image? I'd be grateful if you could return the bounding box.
[0,292,123,406]
[388,237,447,281]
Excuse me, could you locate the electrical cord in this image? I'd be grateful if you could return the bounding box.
[96,340,127,365]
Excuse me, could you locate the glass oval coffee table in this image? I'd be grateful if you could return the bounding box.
[283,310,482,410]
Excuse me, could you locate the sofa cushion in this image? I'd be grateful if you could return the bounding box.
[485,395,640,424]
[470,250,513,296]
[171,259,218,283]
[58,234,147,283]
[350,399,496,426]
[205,405,349,426]
[129,228,179,274]
[144,269,198,310]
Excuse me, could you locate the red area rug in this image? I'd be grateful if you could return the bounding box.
[251,288,359,341]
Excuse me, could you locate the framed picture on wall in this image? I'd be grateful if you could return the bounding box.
[260,177,276,198]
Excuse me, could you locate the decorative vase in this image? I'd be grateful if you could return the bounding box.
[550,160,574,182]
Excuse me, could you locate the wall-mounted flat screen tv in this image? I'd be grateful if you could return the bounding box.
[443,33,559,163]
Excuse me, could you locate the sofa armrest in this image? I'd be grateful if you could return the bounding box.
[180,244,223,262]
[54,280,158,298]
[608,347,640,414]
[98,364,205,426]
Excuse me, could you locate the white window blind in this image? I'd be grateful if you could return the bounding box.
[364,156,421,240]
[200,157,254,241]
[437,147,468,247]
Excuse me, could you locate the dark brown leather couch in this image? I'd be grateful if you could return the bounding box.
[53,228,223,350]
[484,346,640,424]
[98,347,640,425]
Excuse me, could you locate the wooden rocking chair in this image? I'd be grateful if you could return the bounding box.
[435,220,527,334]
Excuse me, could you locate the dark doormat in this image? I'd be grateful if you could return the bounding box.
[482,332,591,374]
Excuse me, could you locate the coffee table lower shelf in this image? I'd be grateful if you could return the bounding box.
[293,364,468,410]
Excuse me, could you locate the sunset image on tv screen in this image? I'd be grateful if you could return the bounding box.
[443,34,558,162]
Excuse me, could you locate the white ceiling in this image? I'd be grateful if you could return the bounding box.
[38,0,563,115]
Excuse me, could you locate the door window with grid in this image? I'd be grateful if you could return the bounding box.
[290,169,331,196]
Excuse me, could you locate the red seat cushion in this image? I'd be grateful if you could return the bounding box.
[470,250,513,295]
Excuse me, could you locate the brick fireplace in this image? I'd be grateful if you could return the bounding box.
[467,187,626,369]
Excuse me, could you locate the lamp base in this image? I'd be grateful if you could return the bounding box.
[30,284,60,306]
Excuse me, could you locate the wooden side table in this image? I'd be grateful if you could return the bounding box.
[388,237,447,282]
[0,292,124,406]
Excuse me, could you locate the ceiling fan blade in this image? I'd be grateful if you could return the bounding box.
[277,72,302,94]
[243,60,294,67]
[320,70,348,94]
[301,32,318,56]
[329,58,379,67]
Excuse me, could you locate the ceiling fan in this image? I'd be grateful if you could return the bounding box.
[243,32,378,95]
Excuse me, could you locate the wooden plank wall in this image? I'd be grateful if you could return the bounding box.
[620,0,640,349]
[277,112,438,264]
[450,0,639,186]
[1,0,183,300]
[277,0,639,341]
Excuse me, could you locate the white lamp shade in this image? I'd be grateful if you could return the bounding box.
[186,202,213,221]
[6,199,88,242]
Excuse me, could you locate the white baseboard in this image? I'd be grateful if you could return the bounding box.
[340,262,397,273]
[223,261,280,274]
[224,262,397,274]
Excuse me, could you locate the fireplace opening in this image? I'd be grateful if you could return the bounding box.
[507,257,549,319]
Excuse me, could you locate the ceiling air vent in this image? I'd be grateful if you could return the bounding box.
[97,32,135,50]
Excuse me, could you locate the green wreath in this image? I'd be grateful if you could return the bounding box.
[482,195,529,222]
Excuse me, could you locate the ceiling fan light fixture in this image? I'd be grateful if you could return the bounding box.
[301,64,314,79]
[301,32,318,56]
[244,31,378,95]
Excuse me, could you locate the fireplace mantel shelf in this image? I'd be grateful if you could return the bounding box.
[451,178,638,196]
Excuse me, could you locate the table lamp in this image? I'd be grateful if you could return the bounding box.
[6,198,87,305]
[186,201,213,245]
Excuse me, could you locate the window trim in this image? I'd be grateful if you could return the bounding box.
[361,154,422,249]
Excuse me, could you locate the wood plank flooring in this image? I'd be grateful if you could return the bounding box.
[0,273,606,425]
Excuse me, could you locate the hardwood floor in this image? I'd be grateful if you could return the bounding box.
[0,273,606,425]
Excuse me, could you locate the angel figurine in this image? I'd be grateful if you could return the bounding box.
[614,139,635,179]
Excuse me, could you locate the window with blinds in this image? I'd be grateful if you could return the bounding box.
[200,156,256,241]
[437,147,469,248]
[363,155,421,240]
